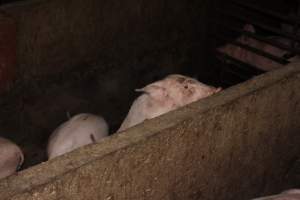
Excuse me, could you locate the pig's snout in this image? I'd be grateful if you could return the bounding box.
[212,87,222,94]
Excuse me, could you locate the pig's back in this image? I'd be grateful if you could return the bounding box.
[0,137,23,179]
[118,95,149,132]
[118,94,177,132]
[47,113,109,159]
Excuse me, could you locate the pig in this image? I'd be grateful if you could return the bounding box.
[0,137,24,179]
[47,113,109,159]
[217,24,300,71]
[252,189,300,200]
[118,74,221,132]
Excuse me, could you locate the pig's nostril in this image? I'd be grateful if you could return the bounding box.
[184,85,188,89]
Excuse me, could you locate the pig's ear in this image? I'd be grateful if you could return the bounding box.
[243,24,256,33]
[240,24,255,44]
[135,83,162,93]
[135,84,168,101]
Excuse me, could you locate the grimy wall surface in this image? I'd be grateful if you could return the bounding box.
[0,64,299,199]
[0,0,209,78]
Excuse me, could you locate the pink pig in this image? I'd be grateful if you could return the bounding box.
[217,24,300,71]
[47,113,109,159]
[118,74,221,132]
[252,189,300,200]
[0,137,24,179]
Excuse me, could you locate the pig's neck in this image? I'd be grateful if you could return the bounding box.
[146,94,178,118]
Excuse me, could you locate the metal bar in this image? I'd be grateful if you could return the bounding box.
[217,8,300,42]
[212,21,300,55]
[229,0,300,24]
[214,34,289,64]
[215,50,265,74]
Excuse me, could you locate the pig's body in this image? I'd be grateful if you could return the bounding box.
[217,24,300,71]
[118,74,221,132]
[252,189,300,200]
[47,113,109,159]
[0,137,24,179]
[118,93,177,131]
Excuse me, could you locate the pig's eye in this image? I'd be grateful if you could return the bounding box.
[184,85,188,89]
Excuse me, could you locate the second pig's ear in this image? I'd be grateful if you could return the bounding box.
[243,24,256,33]
[240,24,256,44]
[135,84,168,101]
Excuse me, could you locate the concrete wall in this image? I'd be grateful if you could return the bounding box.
[0,0,209,78]
[0,13,16,92]
[0,64,299,200]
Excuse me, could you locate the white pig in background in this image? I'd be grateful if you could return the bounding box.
[0,137,24,179]
[252,189,300,200]
[217,24,300,71]
[47,113,109,159]
[118,74,221,132]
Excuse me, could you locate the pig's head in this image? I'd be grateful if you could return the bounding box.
[136,74,221,107]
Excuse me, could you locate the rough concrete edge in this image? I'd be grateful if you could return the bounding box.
[0,63,300,198]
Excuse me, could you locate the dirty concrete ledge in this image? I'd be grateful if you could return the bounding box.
[0,63,299,200]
